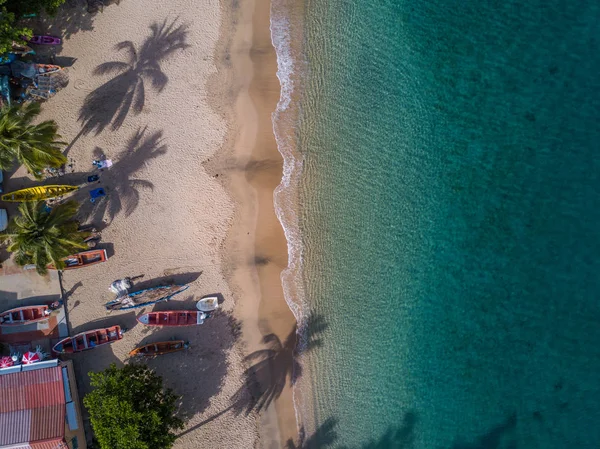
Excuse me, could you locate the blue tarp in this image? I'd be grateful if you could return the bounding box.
[89,188,106,203]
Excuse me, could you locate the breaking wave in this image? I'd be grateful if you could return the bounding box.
[270,0,313,436]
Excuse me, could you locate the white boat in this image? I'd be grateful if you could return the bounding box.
[196,296,219,312]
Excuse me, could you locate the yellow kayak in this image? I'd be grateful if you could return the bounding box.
[1,185,79,202]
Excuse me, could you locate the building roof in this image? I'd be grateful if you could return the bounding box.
[0,366,65,448]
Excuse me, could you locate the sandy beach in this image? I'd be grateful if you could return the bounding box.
[206,0,300,444]
[2,0,297,447]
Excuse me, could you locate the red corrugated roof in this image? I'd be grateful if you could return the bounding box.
[0,366,65,447]
[30,405,65,442]
[0,409,31,444]
[31,438,68,449]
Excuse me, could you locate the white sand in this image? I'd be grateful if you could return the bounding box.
[25,0,260,447]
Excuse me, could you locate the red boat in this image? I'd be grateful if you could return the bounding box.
[52,325,123,354]
[137,310,208,326]
[0,305,50,326]
[48,249,107,270]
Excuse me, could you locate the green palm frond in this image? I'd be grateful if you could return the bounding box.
[0,200,87,275]
[0,104,67,178]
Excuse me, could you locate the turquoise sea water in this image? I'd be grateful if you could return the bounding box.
[273,1,600,447]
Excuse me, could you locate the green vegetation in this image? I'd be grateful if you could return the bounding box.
[0,1,31,56]
[84,364,184,449]
[5,0,67,18]
[0,0,68,58]
[0,200,87,274]
[0,103,67,177]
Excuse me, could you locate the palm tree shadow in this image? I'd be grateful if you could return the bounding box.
[78,19,189,135]
[450,414,517,449]
[282,410,516,449]
[354,412,418,449]
[283,411,416,449]
[176,313,328,438]
[285,418,339,449]
[84,127,167,224]
[229,313,328,416]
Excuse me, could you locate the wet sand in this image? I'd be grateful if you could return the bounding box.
[207,0,300,445]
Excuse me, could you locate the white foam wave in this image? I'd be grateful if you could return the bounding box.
[270,0,311,436]
[270,0,306,324]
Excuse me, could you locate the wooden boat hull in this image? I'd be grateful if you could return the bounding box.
[1,185,78,202]
[129,340,188,356]
[0,305,49,326]
[137,310,207,326]
[104,284,189,311]
[52,325,122,354]
[48,249,107,270]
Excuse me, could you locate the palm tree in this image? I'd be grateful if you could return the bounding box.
[0,103,67,178]
[0,200,88,274]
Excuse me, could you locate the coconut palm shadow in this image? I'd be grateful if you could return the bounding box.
[78,19,189,135]
[85,127,167,224]
[287,411,514,449]
[229,313,328,416]
[350,412,514,449]
[349,411,417,449]
[285,411,416,449]
[176,314,327,438]
[450,413,517,449]
[142,311,242,419]
[285,417,339,449]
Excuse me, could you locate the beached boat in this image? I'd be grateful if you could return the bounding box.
[1,185,78,202]
[105,284,189,311]
[52,325,122,354]
[137,310,208,326]
[0,305,50,326]
[11,42,34,55]
[27,35,62,45]
[129,340,189,357]
[196,296,219,312]
[48,249,107,270]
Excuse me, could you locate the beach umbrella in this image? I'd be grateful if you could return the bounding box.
[0,356,13,368]
[21,351,40,365]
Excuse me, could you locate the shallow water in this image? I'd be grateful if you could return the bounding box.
[273,0,600,447]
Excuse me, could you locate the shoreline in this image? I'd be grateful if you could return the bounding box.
[207,0,300,446]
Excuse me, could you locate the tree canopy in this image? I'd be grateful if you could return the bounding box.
[0,200,87,274]
[0,1,31,56]
[5,0,66,18]
[0,0,67,57]
[0,103,67,177]
[84,364,184,449]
